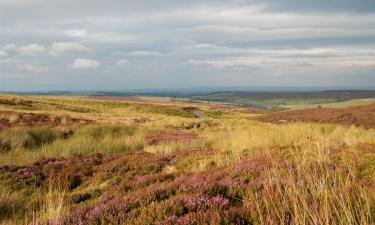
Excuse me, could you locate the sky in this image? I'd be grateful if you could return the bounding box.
[1,0,375,91]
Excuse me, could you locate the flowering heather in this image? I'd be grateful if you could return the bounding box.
[66,196,132,225]
[59,153,272,224]
[181,194,230,210]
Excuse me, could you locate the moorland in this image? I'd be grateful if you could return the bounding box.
[0,92,375,224]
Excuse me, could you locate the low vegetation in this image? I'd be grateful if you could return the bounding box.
[259,103,375,129]
[192,90,375,110]
[0,94,375,224]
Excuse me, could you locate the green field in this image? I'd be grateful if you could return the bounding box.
[284,98,375,109]
[192,90,375,110]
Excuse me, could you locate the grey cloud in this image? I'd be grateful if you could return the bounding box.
[254,0,375,13]
[1,1,375,23]
[20,63,50,73]
[0,0,375,91]
[0,1,195,23]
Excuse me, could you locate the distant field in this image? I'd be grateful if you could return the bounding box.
[192,90,375,110]
[284,98,375,109]
[9,90,375,111]
[1,93,375,224]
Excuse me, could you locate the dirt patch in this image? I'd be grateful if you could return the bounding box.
[258,103,375,129]
[182,107,199,112]
[0,111,93,129]
[145,131,201,145]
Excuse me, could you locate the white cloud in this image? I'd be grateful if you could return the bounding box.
[65,29,88,37]
[50,42,91,56]
[20,64,49,73]
[115,59,129,65]
[72,58,100,69]
[18,44,47,56]
[188,58,260,69]
[1,44,16,51]
[0,50,7,57]
[128,51,160,57]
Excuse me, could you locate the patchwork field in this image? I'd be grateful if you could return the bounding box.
[1,93,375,224]
[192,90,375,110]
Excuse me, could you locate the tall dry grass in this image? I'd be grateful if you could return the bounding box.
[0,124,146,165]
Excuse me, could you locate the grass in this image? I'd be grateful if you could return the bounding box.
[284,98,375,109]
[0,124,145,165]
[0,127,66,152]
[1,93,375,224]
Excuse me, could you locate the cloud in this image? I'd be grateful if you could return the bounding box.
[1,44,16,51]
[115,59,129,65]
[1,0,375,24]
[0,50,7,57]
[0,58,16,65]
[255,0,375,13]
[65,29,88,37]
[189,58,260,69]
[72,58,100,69]
[20,64,49,73]
[128,51,160,57]
[18,44,47,56]
[50,42,91,56]
[1,0,375,90]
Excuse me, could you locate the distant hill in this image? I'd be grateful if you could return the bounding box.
[3,90,375,110]
[258,103,375,129]
[191,90,375,110]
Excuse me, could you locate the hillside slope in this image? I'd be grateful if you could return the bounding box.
[259,103,375,128]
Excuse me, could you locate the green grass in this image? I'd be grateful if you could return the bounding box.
[202,109,224,119]
[284,98,375,109]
